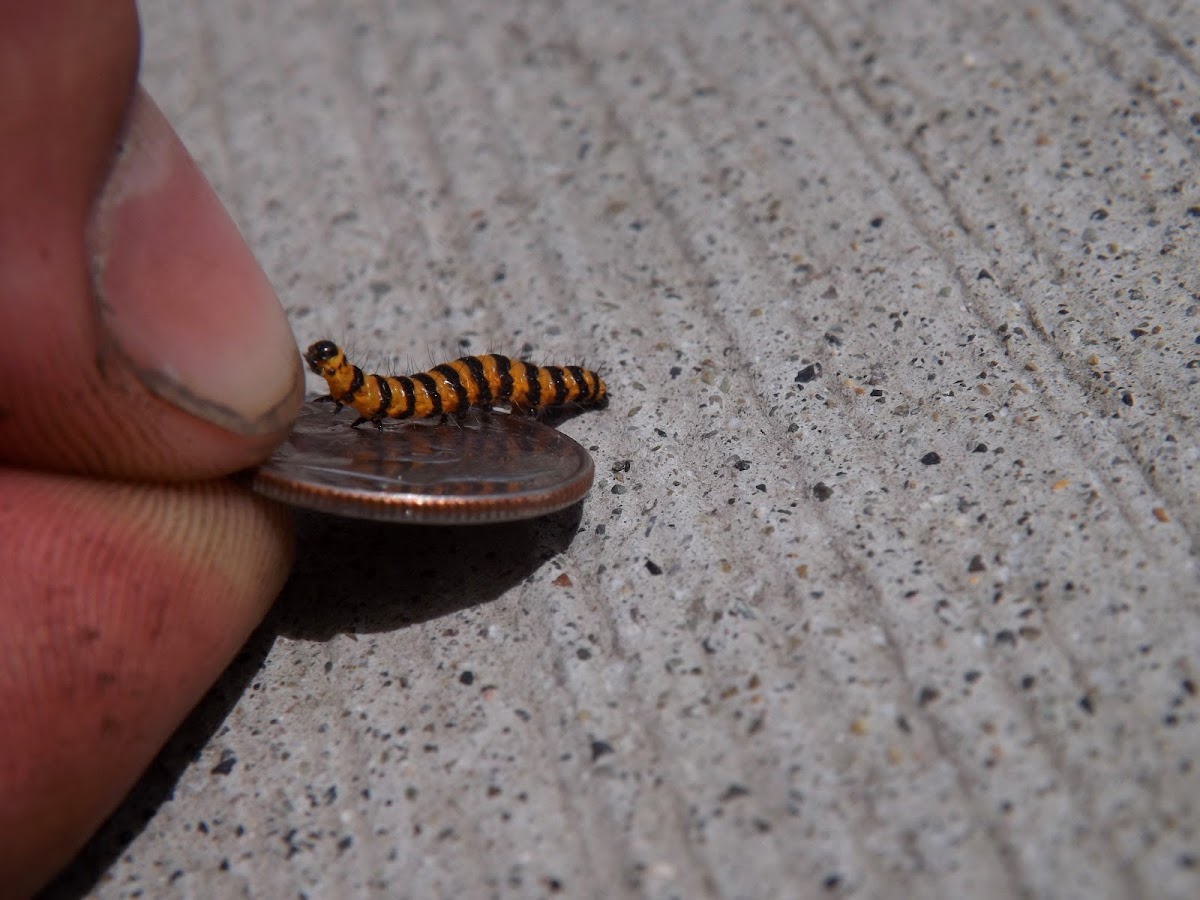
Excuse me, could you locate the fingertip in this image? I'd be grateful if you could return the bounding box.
[89,90,305,440]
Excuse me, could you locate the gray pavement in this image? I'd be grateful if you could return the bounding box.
[50,0,1199,897]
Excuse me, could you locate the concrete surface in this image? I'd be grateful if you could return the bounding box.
[47,0,1199,897]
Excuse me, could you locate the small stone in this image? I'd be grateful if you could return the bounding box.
[795,362,823,383]
[590,740,614,761]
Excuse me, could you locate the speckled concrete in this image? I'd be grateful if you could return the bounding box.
[48,0,1199,897]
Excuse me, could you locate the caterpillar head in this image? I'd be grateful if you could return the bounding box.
[304,340,342,377]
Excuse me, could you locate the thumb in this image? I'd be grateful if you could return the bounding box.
[0,3,303,481]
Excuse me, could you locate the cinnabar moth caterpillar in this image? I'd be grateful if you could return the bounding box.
[304,340,608,429]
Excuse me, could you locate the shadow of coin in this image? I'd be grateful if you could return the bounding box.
[269,502,586,640]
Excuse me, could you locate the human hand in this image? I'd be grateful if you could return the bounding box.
[0,4,303,894]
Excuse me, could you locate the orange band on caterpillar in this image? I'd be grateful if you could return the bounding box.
[304,340,608,428]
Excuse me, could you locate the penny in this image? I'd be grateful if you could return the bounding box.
[248,400,596,524]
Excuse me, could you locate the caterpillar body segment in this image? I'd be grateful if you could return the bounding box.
[304,340,607,429]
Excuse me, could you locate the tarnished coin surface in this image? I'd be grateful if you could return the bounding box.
[248,400,595,523]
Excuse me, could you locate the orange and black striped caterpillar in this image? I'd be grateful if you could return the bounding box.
[304,340,608,429]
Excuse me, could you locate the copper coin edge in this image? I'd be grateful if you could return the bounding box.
[249,460,594,523]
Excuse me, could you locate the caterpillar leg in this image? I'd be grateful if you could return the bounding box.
[314,394,344,413]
[348,416,385,433]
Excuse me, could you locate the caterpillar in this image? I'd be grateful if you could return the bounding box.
[304,340,608,429]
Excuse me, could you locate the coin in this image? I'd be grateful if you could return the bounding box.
[248,400,596,524]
